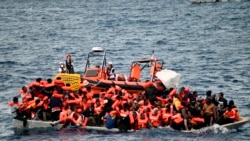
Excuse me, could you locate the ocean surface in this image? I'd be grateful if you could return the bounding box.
[0,0,249,140]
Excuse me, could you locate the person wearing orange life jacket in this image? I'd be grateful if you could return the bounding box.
[137,112,149,129]
[170,112,184,131]
[42,96,51,121]
[8,97,21,119]
[190,116,205,129]
[19,86,32,103]
[130,111,139,131]
[51,104,72,126]
[144,81,165,105]
[83,104,96,126]
[70,107,85,127]
[43,79,55,98]
[62,83,72,97]
[31,98,44,120]
[221,104,237,125]
[53,77,65,88]
[29,78,45,99]
[85,86,94,100]
[94,99,104,126]
[228,100,240,121]
[161,100,174,126]
[117,103,132,132]
[149,108,161,128]
[8,97,29,127]
[60,107,86,129]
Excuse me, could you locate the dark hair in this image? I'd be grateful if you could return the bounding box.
[229,100,234,106]
[219,92,224,97]
[206,90,212,97]
[13,97,18,103]
[47,78,52,83]
[56,77,61,80]
[36,78,42,82]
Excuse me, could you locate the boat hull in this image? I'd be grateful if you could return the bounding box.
[12,119,126,133]
[85,78,146,93]
[12,117,249,133]
[182,117,250,133]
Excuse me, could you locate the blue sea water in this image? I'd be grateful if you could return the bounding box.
[0,0,250,140]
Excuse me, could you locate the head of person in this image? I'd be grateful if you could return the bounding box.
[228,100,235,107]
[22,86,28,92]
[108,62,113,67]
[206,90,212,98]
[13,97,18,103]
[218,92,224,100]
[66,54,71,58]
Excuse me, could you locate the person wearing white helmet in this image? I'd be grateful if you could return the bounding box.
[58,62,66,73]
[106,61,116,80]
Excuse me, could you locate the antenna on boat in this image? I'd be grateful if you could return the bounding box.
[151,50,155,59]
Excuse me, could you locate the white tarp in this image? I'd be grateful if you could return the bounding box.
[156,69,181,89]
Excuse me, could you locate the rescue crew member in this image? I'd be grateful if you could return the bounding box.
[65,54,74,73]
[58,62,66,73]
[106,62,116,80]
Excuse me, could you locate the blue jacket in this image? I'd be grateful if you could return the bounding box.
[104,113,116,129]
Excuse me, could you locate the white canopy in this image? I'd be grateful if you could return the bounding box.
[156,69,181,89]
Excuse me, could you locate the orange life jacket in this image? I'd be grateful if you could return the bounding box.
[172,113,183,124]
[94,104,103,115]
[62,86,72,92]
[53,79,65,87]
[138,114,149,129]
[169,88,177,99]
[191,117,205,124]
[232,108,240,121]
[224,110,236,119]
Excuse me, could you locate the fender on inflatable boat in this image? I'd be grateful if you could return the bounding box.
[156,69,181,89]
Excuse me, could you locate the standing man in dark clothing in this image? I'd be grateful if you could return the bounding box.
[217,92,228,120]
[65,54,74,73]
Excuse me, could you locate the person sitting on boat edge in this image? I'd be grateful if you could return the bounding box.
[103,110,117,129]
[8,97,28,127]
[218,100,239,125]
[65,54,74,74]
[106,61,116,80]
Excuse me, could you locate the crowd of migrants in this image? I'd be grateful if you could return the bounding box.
[8,77,240,131]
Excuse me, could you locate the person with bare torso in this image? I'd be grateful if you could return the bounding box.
[202,98,217,126]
